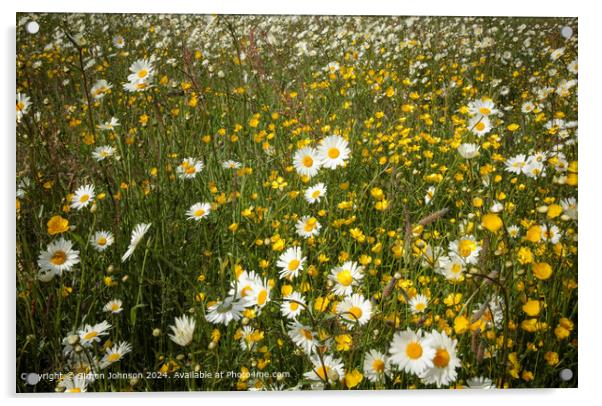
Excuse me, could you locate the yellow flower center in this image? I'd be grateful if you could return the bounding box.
[475,121,486,131]
[83,331,98,341]
[336,269,353,286]
[415,302,426,311]
[328,148,340,159]
[97,237,107,246]
[288,259,300,271]
[433,348,451,368]
[458,239,477,257]
[79,194,90,203]
[348,306,363,320]
[451,263,462,274]
[107,353,121,362]
[311,190,321,198]
[302,155,314,167]
[194,209,206,217]
[315,365,330,381]
[65,388,81,393]
[406,342,423,359]
[16,102,25,111]
[372,359,385,373]
[50,250,67,266]
[304,217,317,232]
[479,107,491,115]
[111,303,120,311]
[241,285,253,297]
[185,166,196,174]
[290,302,299,311]
[138,69,148,78]
[301,328,313,340]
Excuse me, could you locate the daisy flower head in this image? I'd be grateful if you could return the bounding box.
[304,183,327,204]
[127,58,154,84]
[177,157,204,179]
[186,202,211,221]
[389,329,435,376]
[222,160,242,169]
[504,154,529,175]
[37,237,80,280]
[436,256,465,281]
[292,146,321,178]
[457,143,480,159]
[113,35,125,48]
[71,184,95,210]
[295,215,321,238]
[100,341,132,368]
[90,230,114,252]
[78,320,111,346]
[424,185,436,204]
[363,349,392,383]
[103,299,123,314]
[58,372,90,393]
[468,115,492,137]
[287,321,317,354]
[409,294,429,314]
[466,376,496,389]
[276,246,306,280]
[97,117,120,131]
[280,291,306,319]
[317,135,350,169]
[244,276,271,310]
[92,145,116,161]
[304,354,345,384]
[468,98,498,118]
[507,225,521,238]
[121,223,151,262]
[90,79,113,99]
[419,330,461,388]
[448,235,481,265]
[206,296,245,325]
[169,314,196,346]
[16,92,31,123]
[338,293,372,327]
[329,261,364,296]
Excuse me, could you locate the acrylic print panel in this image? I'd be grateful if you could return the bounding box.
[16,13,578,392]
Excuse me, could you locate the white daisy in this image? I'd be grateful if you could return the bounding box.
[328,261,364,296]
[177,157,204,179]
[304,183,327,204]
[317,135,350,169]
[276,247,306,280]
[37,238,80,279]
[206,296,245,325]
[541,224,562,244]
[507,225,520,238]
[409,294,429,314]
[78,320,111,346]
[295,215,321,238]
[466,376,496,389]
[468,115,492,137]
[71,184,95,210]
[560,197,577,220]
[16,92,31,123]
[100,341,132,368]
[169,314,196,346]
[436,256,465,281]
[448,235,481,265]
[186,202,211,221]
[121,223,151,262]
[90,230,114,252]
[103,299,123,314]
[127,58,154,84]
[97,117,120,131]
[292,146,321,178]
[468,99,498,118]
[58,372,91,393]
[222,160,242,169]
[287,321,317,354]
[92,145,116,161]
[337,293,372,327]
[504,154,529,175]
[280,291,306,319]
[90,79,113,99]
[457,143,480,159]
[424,186,436,205]
[363,349,392,383]
[389,329,435,376]
[303,354,345,384]
[419,330,461,388]
[113,35,125,48]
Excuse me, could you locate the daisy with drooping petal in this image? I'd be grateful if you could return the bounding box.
[304,354,345,384]
[280,291,306,319]
[287,321,317,354]
[295,215,321,238]
[206,296,245,325]
[457,143,480,159]
[169,314,196,346]
[409,294,429,314]
[177,157,204,179]
[419,330,461,388]
[304,183,327,203]
[103,299,123,314]
[90,79,113,99]
[71,184,95,210]
[100,341,132,368]
[468,115,492,137]
[92,145,116,161]
[292,146,321,178]
[97,117,120,131]
[16,93,31,123]
[448,235,481,265]
[121,223,151,262]
[37,238,80,279]
[317,135,350,169]
[363,349,392,383]
[186,202,211,221]
[337,293,372,327]
[276,247,306,280]
[78,320,111,346]
[90,230,114,252]
[389,329,435,376]
[329,261,364,296]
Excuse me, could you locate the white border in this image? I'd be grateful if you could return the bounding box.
[3,1,600,405]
